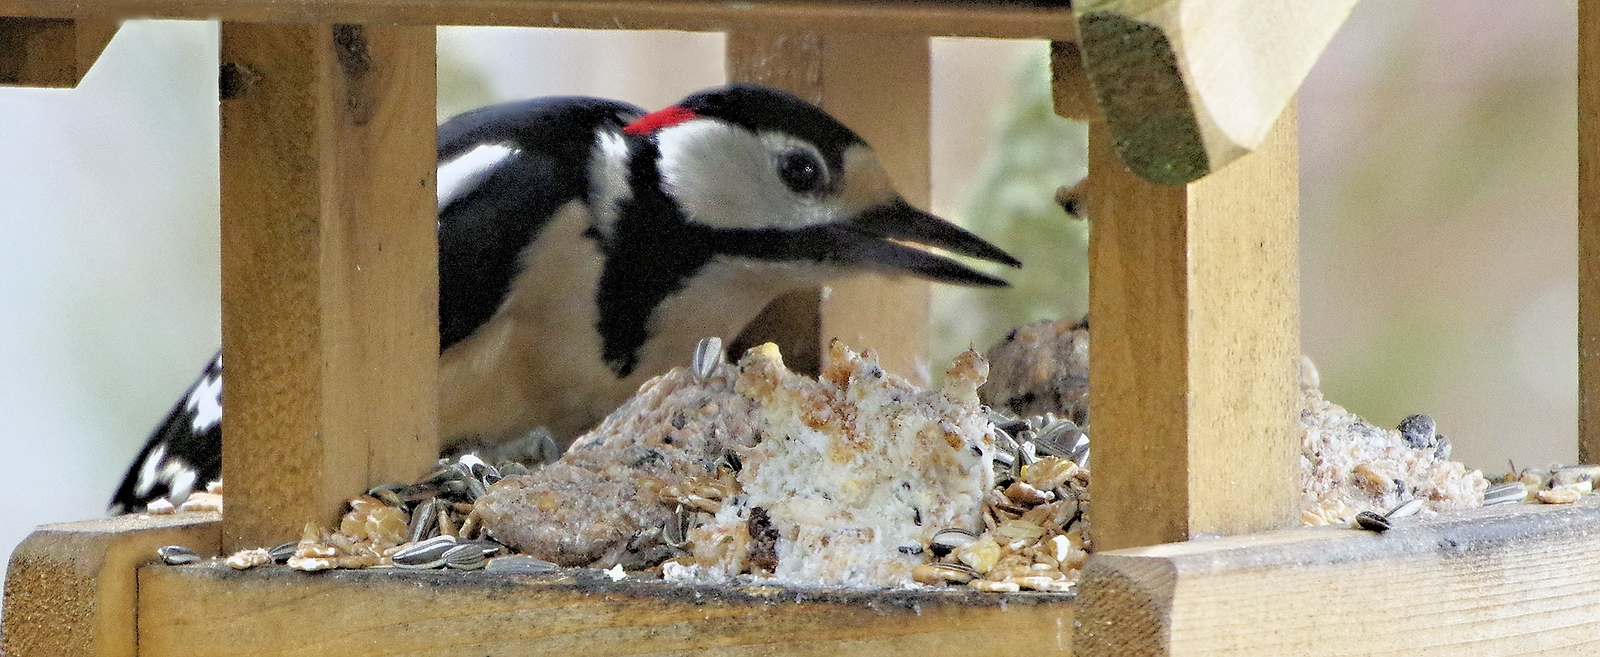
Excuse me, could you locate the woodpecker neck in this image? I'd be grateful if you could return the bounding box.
[591,137,718,376]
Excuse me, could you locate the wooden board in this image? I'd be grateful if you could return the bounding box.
[0,16,116,87]
[0,0,1073,40]
[1580,0,1600,463]
[1083,106,1299,551]
[1049,39,1101,122]
[726,32,934,385]
[1,513,220,657]
[219,22,438,552]
[1076,497,1600,656]
[1074,0,1353,183]
[137,564,1073,656]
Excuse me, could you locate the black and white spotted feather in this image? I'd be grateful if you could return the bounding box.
[109,352,222,515]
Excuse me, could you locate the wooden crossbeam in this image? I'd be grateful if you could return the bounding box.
[1076,497,1600,656]
[135,564,1072,656]
[219,22,438,552]
[0,16,116,87]
[1073,0,1354,184]
[726,32,933,383]
[0,514,220,657]
[0,1,1074,40]
[1079,105,1300,551]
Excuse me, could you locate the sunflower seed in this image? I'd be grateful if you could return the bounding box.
[1354,510,1392,532]
[929,527,979,557]
[912,562,979,585]
[398,482,441,502]
[692,336,723,380]
[366,482,408,507]
[443,543,486,570]
[158,545,200,565]
[1483,481,1527,505]
[408,498,439,543]
[268,541,297,564]
[457,539,504,558]
[393,535,457,566]
[663,507,692,548]
[1031,419,1083,459]
[465,477,487,503]
[1385,498,1423,519]
[486,555,561,574]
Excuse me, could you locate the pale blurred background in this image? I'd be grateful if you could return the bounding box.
[0,0,1578,583]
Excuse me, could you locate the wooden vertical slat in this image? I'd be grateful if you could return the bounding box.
[726,31,932,383]
[0,16,116,87]
[219,22,437,552]
[1580,0,1600,463]
[1082,102,1300,551]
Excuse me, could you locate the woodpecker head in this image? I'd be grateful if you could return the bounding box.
[604,84,1018,283]
[587,85,1021,375]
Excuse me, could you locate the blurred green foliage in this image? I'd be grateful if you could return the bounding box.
[931,55,1088,363]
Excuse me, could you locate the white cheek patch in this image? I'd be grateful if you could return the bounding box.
[654,121,837,231]
[438,143,520,210]
[589,130,632,238]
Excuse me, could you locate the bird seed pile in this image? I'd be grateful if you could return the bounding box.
[199,317,1600,594]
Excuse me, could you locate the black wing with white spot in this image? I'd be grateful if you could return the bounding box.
[111,97,643,513]
[110,352,222,515]
[437,96,643,350]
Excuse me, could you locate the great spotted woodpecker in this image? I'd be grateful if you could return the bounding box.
[109,84,1020,515]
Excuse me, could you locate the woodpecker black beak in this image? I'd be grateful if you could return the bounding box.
[839,199,1020,288]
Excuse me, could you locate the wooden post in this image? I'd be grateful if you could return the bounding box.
[726,31,932,383]
[1080,102,1300,551]
[1580,0,1600,463]
[219,23,438,552]
[0,17,116,87]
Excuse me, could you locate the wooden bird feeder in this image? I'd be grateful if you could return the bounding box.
[4,0,1600,655]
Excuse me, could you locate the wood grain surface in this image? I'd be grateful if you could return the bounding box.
[1579,0,1600,463]
[0,0,1074,40]
[1,514,220,657]
[1083,106,1299,551]
[137,564,1074,656]
[0,16,116,87]
[219,22,438,552]
[1077,497,1600,657]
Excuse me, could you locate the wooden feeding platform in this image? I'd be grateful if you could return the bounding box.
[2,0,1598,655]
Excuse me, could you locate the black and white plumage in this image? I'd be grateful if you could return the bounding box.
[110,84,1020,515]
[109,352,222,515]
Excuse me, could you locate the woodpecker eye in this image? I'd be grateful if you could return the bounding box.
[776,149,826,194]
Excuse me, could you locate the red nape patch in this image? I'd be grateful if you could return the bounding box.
[623,106,699,135]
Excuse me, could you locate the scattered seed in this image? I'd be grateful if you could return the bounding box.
[393,535,457,566]
[692,336,723,380]
[443,543,486,570]
[1354,511,1392,532]
[158,545,200,565]
[268,541,297,564]
[486,555,561,574]
[1385,499,1423,519]
[1537,488,1582,505]
[1482,482,1527,506]
[929,528,979,557]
